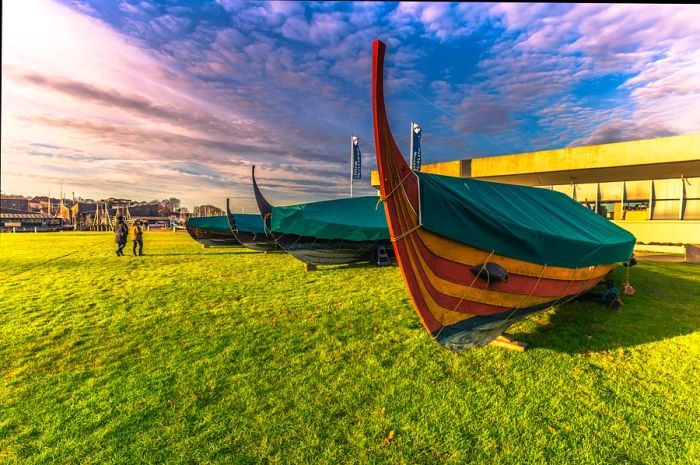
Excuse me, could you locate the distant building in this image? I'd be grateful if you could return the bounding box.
[27,200,42,212]
[1,195,29,212]
[371,134,700,247]
[70,202,99,228]
[55,202,73,223]
[4,193,197,229]
[129,201,162,217]
[28,196,68,214]
[1,212,65,231]
[193,205,224,217]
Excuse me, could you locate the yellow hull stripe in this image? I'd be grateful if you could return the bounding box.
[404,230,555,308]
[417,228,615,281]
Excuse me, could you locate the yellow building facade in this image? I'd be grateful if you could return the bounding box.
[371,134,700,247]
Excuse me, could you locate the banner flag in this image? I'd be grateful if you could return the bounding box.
[410,122,422,171]
[352,136,362,180]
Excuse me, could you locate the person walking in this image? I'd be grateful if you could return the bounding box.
[114,216,128,256]
[132,219,144,256]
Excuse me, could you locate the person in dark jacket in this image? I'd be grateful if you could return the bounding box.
[132,220,144,256]
[114,216,128,256]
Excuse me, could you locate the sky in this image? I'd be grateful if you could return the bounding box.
[2,1,700,210]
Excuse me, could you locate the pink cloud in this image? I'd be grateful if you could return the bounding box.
[2,0,361,207]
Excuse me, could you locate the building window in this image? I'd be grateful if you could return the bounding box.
[598,201,618,220]
[623,200,649,211]
[683,177,700,220]
[574,183,597,205]
[652,179,681,220]
[653,200,680,220]
[620,180,650,220]
[684,200,700,220]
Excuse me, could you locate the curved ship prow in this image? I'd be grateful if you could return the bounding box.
[371,39,634,351]
[253,166,393,267]
[225,197,236,231]
[226,188,278,252]
[252,165,273,224]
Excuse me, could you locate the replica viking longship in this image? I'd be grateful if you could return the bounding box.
[252,166,393,266]
[371,40,636,351]
[225,198,279,252]
[185,215,240,247]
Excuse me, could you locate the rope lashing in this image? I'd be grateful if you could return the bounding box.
[391,223,421,242]
[262,212,272,235]
[376,170,415,210]
[502,263,548,324]
[548,267,578,310]
[451,250,496,313]
[431,250,497,342]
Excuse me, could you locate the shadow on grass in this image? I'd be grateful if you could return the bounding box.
[154,251,260,256]
[514,262,700,353]
[298,261,397,272]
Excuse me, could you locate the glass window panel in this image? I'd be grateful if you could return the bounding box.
[622,200,649,220]
[552,184,573,197]
[684,177,700,199]
[575,183,597,203]
[684,199,700,220]
[653,179,681,200]
[598,201,618,220]
[623,200,650,211]
[625,180,651,201]
[599,182,622,202]
[652,200,679,220]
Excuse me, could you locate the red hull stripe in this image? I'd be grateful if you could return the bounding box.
[412,237,603,297]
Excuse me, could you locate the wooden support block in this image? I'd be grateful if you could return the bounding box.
[490,333,527,352]
[686,244,700,263]
[305,263,317,272]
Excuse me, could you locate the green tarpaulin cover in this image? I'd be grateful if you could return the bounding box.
[271,195,390,241]
[232,213,266,234]
[186,215,230,233]
[416,172,636,268]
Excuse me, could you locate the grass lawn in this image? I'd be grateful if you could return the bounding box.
[1,231,699,464]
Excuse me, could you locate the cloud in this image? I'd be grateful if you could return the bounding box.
[25,116,282,159]
[3,0,699,206]
[443,3,700,150]
[12,71,268,139]
[571,119,677,147]
[278,10,353,47]
[387,2,488,42]
[453,94,512,134]
[2,0,382,206]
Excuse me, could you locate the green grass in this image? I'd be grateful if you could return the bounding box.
[1,232,699,464]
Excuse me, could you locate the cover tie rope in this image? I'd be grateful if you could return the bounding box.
[509,266,579,325]
[391,223,421,242]
[263,212,272,235]
[549,267,578,310]
[431,248,494,341]
[502,263,548,324]
[436,250,496,335]
[376,170,414,210]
